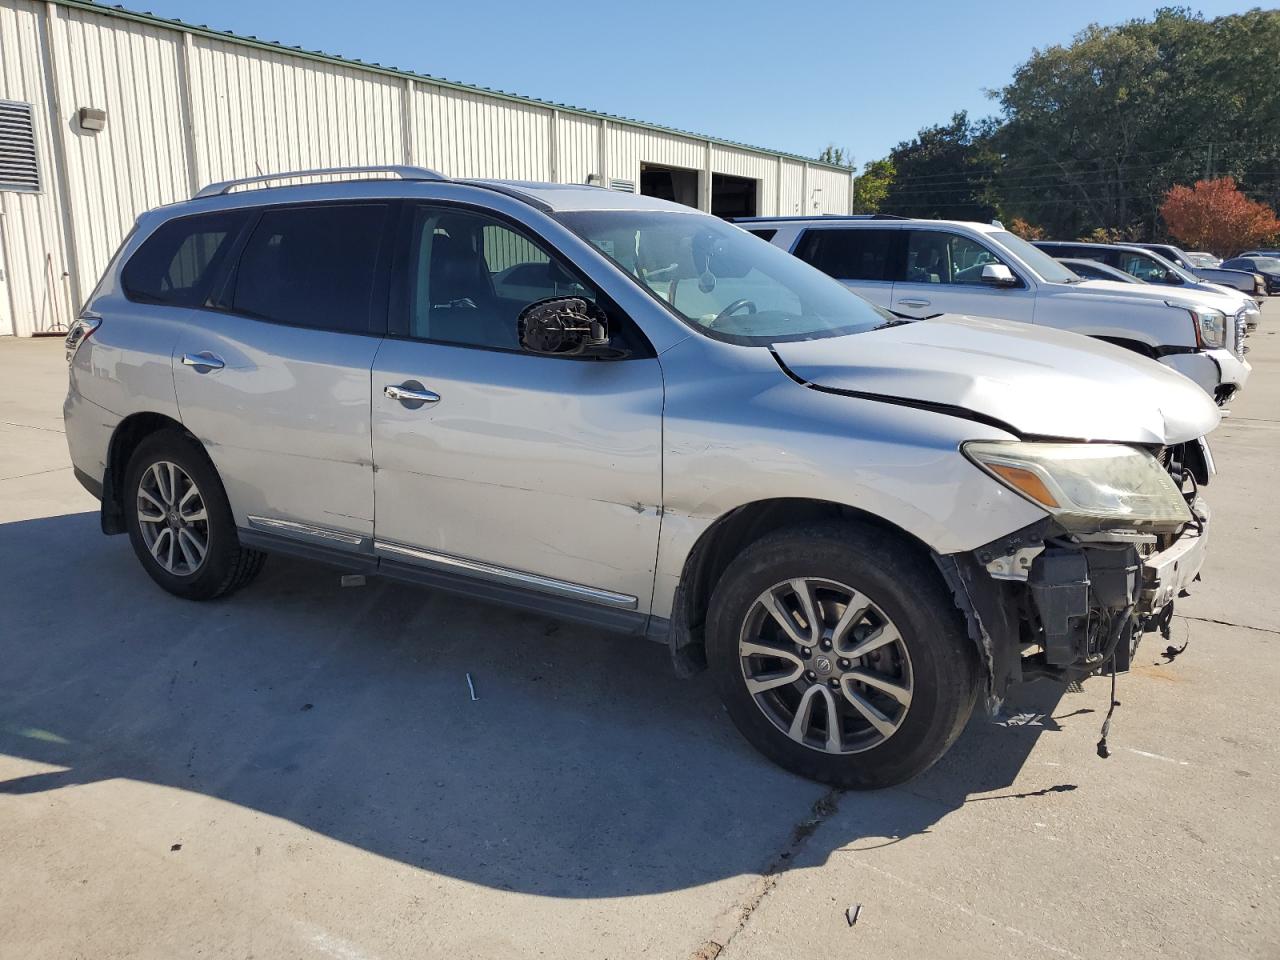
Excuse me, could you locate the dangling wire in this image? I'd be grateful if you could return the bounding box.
[1097,660,1119,759]
[1095,604,1134,759]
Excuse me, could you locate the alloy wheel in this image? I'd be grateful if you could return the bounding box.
[738,577,913,754]
[136,460,210,576]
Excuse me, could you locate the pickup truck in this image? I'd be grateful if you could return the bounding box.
[740,216,1251,405]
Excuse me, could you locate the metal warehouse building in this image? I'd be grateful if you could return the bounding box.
[0,0,852,337]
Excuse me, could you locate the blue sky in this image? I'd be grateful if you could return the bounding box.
[139,0,1257,166]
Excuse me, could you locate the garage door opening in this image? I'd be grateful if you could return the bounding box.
[711,173,758,218]
[640,163,700,209]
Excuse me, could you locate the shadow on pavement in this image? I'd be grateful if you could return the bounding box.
[0,510,1067,897]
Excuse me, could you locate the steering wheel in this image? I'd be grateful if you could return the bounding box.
[710,298,757,328]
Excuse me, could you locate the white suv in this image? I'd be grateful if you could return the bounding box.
[742,216,1251,405]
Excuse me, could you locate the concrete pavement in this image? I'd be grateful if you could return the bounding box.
[0,312,1276,960]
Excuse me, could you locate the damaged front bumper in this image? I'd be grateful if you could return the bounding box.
[936,496,1210,702]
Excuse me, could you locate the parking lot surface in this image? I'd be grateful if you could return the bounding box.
[1,308,1277,960]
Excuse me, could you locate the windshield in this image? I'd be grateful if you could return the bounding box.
[989,231,1080,283]
[1247,257,1280,270]
[556,210,892,344]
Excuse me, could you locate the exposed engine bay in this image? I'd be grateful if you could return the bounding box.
[938,438,1212,704]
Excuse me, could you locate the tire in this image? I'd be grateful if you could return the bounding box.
[123,429,265,600]
[706,521,979,789]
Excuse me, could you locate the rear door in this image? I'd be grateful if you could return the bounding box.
[791,227,900,308]
[369,203,664,617]
[890,228,1037,322]
[171,201,392,549]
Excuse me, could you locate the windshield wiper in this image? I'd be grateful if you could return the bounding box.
[873,317,917,330]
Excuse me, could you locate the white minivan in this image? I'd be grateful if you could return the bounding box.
[741,216,1251,406]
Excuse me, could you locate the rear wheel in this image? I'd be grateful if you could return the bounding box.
[124,430,265,600]
[707,522,979,788]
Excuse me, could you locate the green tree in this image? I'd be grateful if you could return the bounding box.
[818,144,851,167]
[877,111,1000,221]
[851,158,895,213]
[992,8,1280,238]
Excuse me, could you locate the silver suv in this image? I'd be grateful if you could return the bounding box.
[65,166,1219,787]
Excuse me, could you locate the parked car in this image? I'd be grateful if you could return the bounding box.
[1185,251,1222,268]
[65,166,1221,789]
[1132,242,1266,297]
[739,216,1251,405]
[1221,256,1280,294]
[1237,249,1280,258]
[1057,258,1141,283]
[1035,241,1261,330]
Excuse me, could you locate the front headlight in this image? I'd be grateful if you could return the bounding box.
[1189,307,1226,348]
[965,441,1191,532]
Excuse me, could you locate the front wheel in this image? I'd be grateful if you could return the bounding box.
[706,522,979,789]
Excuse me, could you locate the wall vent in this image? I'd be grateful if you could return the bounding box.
[608,178,636,193]
[0,100,40,193]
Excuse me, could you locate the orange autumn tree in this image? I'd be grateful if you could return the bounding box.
[1008,217,1045,240]
[1160,177,1280,257]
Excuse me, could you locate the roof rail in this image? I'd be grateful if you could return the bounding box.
[193,165,447,199]
[730,213,907,223]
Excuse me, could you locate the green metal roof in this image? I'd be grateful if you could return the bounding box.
[54,0,852,173]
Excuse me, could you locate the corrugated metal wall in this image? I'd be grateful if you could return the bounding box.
[412,83,551,180]
[50,5,192,300]
[0,0,73,336]
[608,126,704,191]
[0,0,850,335]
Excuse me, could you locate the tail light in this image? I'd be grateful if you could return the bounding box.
[64,316,101,362]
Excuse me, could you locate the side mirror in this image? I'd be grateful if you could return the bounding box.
[518,297,610,356]
[979,263,1019,287]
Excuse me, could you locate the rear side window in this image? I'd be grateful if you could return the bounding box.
[794,228,896,281]
[231,203,388,332]
[746,228,777,242]
[122,211,248,307]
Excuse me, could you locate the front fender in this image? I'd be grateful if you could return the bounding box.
[652,339,1047,620]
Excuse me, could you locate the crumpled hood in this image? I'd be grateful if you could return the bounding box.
[773,313,1220,445]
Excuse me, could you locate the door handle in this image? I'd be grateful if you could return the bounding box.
[384,382,440,406]
[896,298,931,308]
[181,351,225,371]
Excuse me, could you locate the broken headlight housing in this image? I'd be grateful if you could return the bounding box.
[965,441,1191,532]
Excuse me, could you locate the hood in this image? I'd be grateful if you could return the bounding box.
[773,314,1220,445]
[1068,278,1245,314]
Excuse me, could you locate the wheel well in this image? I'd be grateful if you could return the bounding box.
[1093,335,1158,360]
[666,498,934,674]
[101,412,188,534]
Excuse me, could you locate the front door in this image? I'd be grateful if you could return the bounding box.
[172,201,392,546]
[370,205,664,615]
[891,229,1037,323]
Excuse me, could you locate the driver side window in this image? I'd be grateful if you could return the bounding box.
[904,231,1007,285]
[1119,253,1168,283]
[402,206,595,350]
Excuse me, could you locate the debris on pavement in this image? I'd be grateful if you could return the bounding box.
[466,673,478,701]
[846,903,862,926]
[170,843,182,852]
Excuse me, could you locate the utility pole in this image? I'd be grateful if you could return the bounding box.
[1205,143,1214,180]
